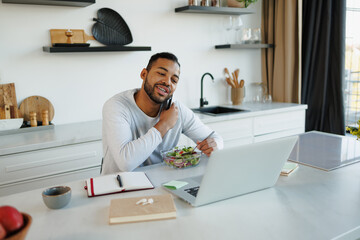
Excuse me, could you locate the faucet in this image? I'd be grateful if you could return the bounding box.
[200,72,214,108]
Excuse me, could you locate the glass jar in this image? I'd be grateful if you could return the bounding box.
[251,82,263,102]
[251,28,261,44]
[211,0,220,7]
[201,0,211,6]
[188,0,198,5]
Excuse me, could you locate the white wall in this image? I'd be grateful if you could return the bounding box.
[0,0,262,125]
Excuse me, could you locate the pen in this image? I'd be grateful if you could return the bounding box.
[117,175,123,188]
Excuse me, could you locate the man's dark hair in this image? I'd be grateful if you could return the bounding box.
[146,52,180,71]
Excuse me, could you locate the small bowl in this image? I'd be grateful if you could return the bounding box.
[5,213,32,240]
[42,186,71,209]
[0,118,23,131]
[162,146,202,169]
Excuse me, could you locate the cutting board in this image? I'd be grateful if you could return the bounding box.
[50,29,95,45]
[19,96,54,122]
[0,83,19,118]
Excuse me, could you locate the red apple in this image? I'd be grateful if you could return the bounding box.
[0,224,6,240]
[0,206,24,234]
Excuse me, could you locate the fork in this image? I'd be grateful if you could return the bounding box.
[183,131,215,155]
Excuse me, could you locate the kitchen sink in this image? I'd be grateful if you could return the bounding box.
[192,106,249,116]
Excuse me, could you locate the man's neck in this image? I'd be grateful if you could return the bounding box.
[134,89,161,117]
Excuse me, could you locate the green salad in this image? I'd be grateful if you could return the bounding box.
[163,146,201,169]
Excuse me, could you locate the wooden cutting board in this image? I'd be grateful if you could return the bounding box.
[50,29,95,45]
[19,96,54,122]
[0,83,19,118]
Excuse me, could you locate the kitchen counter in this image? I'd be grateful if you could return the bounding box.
[194,102,307,123]
[0,102,306,156]
[0,120,102,156]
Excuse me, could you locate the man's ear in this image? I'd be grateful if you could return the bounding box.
[140,68,147,81]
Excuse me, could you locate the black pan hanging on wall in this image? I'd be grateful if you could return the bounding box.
[92,8,133,46]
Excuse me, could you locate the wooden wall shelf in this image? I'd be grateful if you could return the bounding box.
[175,5,255,15]
[215,44,274,49]
[2,0,95,7]
[42,46,152,53]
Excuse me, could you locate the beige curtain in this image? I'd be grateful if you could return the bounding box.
[261,0,300,103]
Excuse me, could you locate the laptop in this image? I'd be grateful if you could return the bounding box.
[164,136,298,207]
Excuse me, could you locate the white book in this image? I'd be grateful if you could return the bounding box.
[85,172,154,197]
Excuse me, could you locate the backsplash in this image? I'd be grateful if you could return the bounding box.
[0,0,262,124]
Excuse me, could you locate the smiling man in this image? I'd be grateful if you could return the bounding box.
[101,52,223,174]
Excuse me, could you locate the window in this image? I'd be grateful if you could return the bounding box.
[344,0,360,128]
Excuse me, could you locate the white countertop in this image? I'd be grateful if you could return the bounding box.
[194,102,307,123]
[0,120,102,156]
[0,158,359,240]
[0,102,307,156]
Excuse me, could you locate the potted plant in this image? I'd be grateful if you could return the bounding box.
[346,120,360,140]
[227,0,258,8]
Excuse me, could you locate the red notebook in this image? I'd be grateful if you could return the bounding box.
[85,172,154,197]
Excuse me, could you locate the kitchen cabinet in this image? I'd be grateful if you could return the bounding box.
[179,103,307,148]
[2,0,95,7]
[0,120,102,196]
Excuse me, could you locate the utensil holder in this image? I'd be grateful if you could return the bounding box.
[231,87,245,105]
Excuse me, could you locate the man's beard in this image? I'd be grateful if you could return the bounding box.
[144,76,172,104]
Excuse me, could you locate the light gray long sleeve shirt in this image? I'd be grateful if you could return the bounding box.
[101,89,223,174]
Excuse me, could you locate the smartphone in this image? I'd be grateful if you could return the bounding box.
[164,96,172,110]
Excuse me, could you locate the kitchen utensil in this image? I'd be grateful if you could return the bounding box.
[235,69,240,82]
[0,83,19,118]
[240,79,245,88]
[232,72,238,87]
[92,8,133,46]
[50,29,95,46]
[224,68,231,79]
[183,131,215,155]
[224,68,237,88]
[226,77,236,88]
[4,105,10,119]
[19,96,54,122]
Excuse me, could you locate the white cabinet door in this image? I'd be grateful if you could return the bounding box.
[254,111,305,136]
[0,166,100,197]
[206,118,253,148]
[0,141,102,186]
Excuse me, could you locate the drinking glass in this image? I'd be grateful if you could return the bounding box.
[241,28,252,44]
[232,16,243,43]
[222,16,233,44]
[251,28,261,43]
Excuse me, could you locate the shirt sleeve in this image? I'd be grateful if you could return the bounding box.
[178,102,224,150]
[102,100,163,172]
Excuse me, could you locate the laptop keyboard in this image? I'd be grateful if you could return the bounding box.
[184,186,200,197]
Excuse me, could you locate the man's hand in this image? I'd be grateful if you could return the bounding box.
[197,138,217,157]
[154,104,178,137]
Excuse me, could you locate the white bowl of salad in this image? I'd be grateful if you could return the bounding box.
[161,146,202,169]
